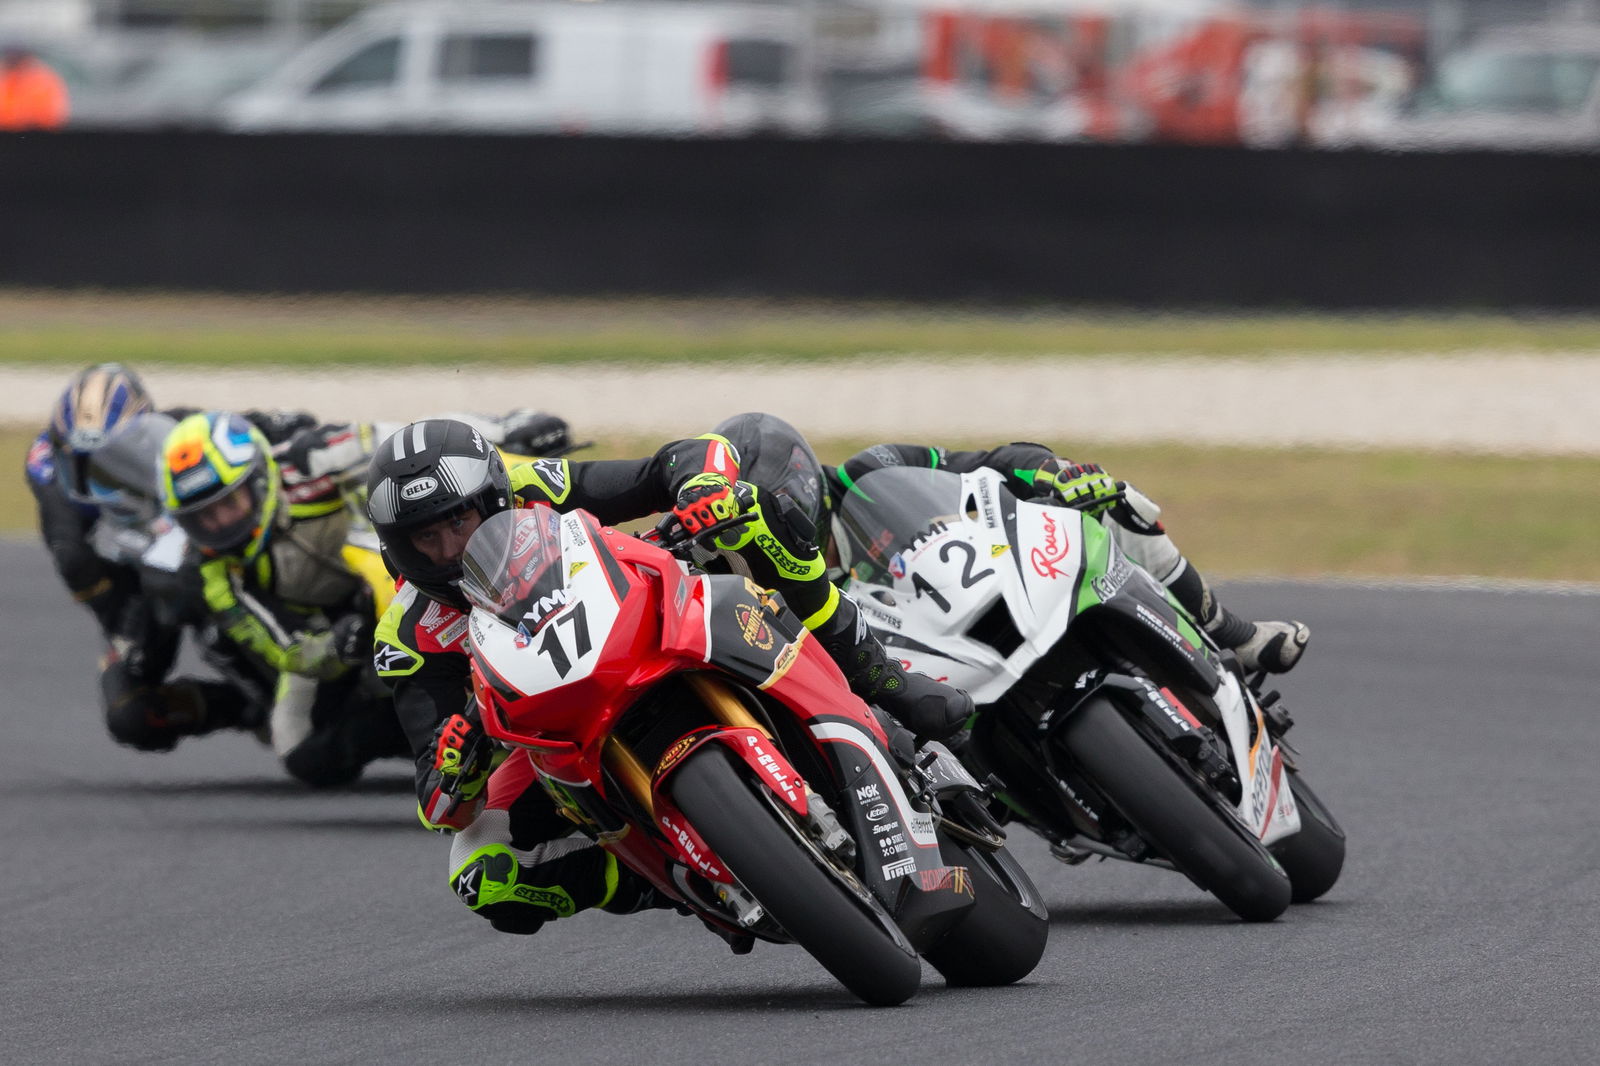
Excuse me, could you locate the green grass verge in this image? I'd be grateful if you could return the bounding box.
[7,424,1598,582]
[5,292,1600,366]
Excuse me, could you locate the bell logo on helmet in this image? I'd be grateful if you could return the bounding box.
[402,476,439,501]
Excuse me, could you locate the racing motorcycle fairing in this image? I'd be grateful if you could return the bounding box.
[463,505,975,934]
[839,466,1217,703]
[837,467,1301,847]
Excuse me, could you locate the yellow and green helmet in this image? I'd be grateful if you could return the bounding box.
[160,412,281,559]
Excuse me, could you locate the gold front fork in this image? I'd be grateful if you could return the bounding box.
[601,673,773,818]
[685,673,772,739]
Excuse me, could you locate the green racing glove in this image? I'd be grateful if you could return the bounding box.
[1038,461,1121,516]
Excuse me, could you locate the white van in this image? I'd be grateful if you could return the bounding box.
[1366,21,1600,151]
[222,0,823,135]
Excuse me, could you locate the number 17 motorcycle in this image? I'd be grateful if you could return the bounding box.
[457,504,1048,1006]
[835,467,1347,923]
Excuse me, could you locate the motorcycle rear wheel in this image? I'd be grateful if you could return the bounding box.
[1059,695,1292,923]
[1270,769,1346,903]
[921,834,1049,986]
[670,746,923,1006]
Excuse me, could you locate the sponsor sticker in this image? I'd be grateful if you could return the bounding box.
[881,858,917,879]
[373,643,417,674]
[655,734,698,777]
[401,476,438,501]
[437,616,470,650]
[734,603,774,650]
[1031,512,1071,579]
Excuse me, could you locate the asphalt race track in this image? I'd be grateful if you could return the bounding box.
[4,538,1598,1066]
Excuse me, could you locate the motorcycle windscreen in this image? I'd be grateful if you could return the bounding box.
[459,506,569,630]
[835,466,967,586]
[83,411,177,521]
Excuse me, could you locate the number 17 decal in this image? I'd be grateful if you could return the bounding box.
[537,601,591,678]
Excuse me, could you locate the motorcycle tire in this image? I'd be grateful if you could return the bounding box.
[670,745,923,1007]
[1059,695,1292,923]
[921,835,1049,986]
[1269,769,1346,903]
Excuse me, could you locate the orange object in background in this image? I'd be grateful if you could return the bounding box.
[0,50,69,131]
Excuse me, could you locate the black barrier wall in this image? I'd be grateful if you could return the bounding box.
[2,132,1598,308]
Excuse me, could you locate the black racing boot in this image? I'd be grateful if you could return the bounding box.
[1201,600,1310,674]
[1229,619,1311,674]
[814,596,973,741]
[1174,567,1311,675]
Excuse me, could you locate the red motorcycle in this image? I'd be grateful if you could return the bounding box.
[459,505,1048,1006]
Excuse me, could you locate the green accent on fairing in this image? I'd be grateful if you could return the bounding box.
[596,851,622,909]
[372,591,424,678]
[801,582,841,631]
[993,789,1044,822]
[510,459,572,505]
[1164,586,1208,650]
[835,465,875,504]
[451,844,579,918]
[1074,518,1113,615]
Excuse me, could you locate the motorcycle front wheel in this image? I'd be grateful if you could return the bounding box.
[670,746,923,1006]
[1059,695,1292,923]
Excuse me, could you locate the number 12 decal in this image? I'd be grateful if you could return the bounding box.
[911,541,994,614]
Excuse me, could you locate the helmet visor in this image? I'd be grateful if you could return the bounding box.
[82,414,175,519]
[176,480,262,554]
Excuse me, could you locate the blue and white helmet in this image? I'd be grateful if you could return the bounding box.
[47,363,154,503]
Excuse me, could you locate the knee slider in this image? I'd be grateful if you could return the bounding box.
[103,692,178,752]
[450,845,580,921]
[101,668,180,752]
[281,740,364,789]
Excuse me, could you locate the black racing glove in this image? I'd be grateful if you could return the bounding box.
[330,612,376,668]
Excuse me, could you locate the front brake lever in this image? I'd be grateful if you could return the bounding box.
[653,512,758,557]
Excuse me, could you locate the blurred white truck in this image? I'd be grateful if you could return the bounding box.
[1366,20,1600,151]
[222,0,824,135]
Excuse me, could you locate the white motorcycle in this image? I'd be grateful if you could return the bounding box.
[835,466,1345,922]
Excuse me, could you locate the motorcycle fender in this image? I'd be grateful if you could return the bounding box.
[651,795,735,884]
[651,725,810,817]
[1212,673,1303,843]
[1039,671,1208,831]
[1078,569,1220,694]
[1242,726,1303,846]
